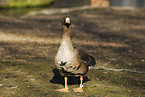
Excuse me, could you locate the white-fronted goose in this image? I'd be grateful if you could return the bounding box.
[54,16,96,92]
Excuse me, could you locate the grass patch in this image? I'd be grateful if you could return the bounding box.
[0,0,54,8]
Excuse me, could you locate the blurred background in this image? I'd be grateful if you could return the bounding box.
[0,0,145,16]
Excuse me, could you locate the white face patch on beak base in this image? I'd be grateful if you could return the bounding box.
[65,17,70,24]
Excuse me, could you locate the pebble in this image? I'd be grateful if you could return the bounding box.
[0,84,3,86]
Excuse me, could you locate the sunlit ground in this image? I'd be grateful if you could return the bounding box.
[0,8,145,96]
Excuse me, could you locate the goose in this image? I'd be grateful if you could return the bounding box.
[54,16,96,92]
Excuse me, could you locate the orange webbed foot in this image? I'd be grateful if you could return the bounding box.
[73,87,83,92]
[56,88,69,92]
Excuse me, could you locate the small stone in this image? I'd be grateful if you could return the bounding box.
[0,84,3,86]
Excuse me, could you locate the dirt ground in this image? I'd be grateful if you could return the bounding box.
[0,8,145,96]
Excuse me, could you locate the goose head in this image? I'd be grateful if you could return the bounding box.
[62,16,71,28]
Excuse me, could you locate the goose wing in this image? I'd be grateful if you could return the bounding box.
[77,49,96,70]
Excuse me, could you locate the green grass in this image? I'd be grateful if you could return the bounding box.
[0,59,144,96]
[0,0,54,8]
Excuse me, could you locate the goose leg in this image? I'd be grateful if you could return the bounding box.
[56,76,69,92]
[73,76,83,92]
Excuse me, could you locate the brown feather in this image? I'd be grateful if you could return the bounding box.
[54,16,96,77]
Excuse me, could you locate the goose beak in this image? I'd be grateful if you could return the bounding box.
[65,17,70,24]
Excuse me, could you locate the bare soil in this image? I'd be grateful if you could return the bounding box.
[0,8,145,96]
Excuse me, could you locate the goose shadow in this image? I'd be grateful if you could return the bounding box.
[50,69,90,86]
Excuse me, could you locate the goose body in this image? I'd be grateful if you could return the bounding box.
[54,16,96,92]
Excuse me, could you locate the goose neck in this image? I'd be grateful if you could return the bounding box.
[62,25,71,39]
